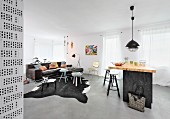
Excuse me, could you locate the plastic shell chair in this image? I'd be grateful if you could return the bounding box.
[88,62,99,75]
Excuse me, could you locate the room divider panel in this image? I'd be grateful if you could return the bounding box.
[0,0,23,119]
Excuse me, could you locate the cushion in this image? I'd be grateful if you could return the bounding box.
[56,63,59,68]
[39,66,47,71]
[51,62,59,68]
[49,63,56,69]
[34,64,42,69]
[57,62,61,67]
[61,64,67,68]
[61,61,66,68]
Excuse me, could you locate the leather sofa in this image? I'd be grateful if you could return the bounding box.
[26,62,83,81]
[26,62,60,81]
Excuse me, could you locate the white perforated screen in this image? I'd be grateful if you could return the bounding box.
[0,0,23,119]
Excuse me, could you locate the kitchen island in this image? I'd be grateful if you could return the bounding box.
[109,64,156,108]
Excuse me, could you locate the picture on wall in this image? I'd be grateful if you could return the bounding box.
[85,45,97,55]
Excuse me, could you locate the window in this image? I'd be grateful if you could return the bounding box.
[140,27,170,86]
[34,39,65,62]
[140,28,170,67]
[101,33,122,76]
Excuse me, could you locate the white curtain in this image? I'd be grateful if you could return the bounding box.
[52,41,65,61]
[34,39,53,62]
[101,33,122,77]
[34,39,65,62]
[140,26,170,86]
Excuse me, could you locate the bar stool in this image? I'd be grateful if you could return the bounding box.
[71,72,83,86]
[107,71,120,97]
[103,69,110,86]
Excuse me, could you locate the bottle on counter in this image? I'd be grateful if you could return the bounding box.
[139,60,146,67]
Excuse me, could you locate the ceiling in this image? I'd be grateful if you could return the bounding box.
[24,0,170,40]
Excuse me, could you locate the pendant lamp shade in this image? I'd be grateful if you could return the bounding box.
[126,39,140,52]
[125,6,140,52]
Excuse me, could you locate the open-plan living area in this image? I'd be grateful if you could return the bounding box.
[1,0,170,119]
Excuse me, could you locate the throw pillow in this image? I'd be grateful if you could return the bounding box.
[39,66,47,71]
[56,63,59,68]
[51,62,59,68]
[34,64,42,69]
[61,61,66,68]
[49,63,56,69]
[61,64,67,68]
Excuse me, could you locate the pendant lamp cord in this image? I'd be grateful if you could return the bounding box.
[131,10,134,40]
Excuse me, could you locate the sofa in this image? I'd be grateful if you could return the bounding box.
[26,62,83,81]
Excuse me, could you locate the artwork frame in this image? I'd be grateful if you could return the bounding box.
[85,45,97,55]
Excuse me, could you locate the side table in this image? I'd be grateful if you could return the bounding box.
[58,68,69,83]
[41,78,57,92]
[72,72,83,86]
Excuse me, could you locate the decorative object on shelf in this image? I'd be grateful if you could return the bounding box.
[66,36,69,54]
[114,62,124,66]
[64,36,69,54]
[72,53,81,67]
[124,57,129,63]
[125,6,140,52]
[130,61,134,65]
[64,36,66,46]
[43,59,47,63]
[71,41,74,48]
[33,57,41,64]
[85,45,97,55]
[139,60,146,67]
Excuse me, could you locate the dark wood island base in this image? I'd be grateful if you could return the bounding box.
[123,70,152,108]
[109,64,156,109]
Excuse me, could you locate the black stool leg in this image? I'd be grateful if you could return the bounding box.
[103,70,110,86]
[114,75,120,97]
[107,74,112,96]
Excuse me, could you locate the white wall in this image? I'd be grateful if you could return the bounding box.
[66,34,103,75]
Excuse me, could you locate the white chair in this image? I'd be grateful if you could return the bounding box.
[88,62,99,75]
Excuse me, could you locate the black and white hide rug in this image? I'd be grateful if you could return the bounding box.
[24,78,90,103]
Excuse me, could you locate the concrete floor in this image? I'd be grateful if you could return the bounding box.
[24,74,170,119]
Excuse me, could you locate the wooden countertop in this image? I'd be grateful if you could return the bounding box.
[108,64,156,73]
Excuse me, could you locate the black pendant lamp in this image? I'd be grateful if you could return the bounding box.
[125,6,139,52]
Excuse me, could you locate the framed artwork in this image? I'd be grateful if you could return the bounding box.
[85,45,97,55]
